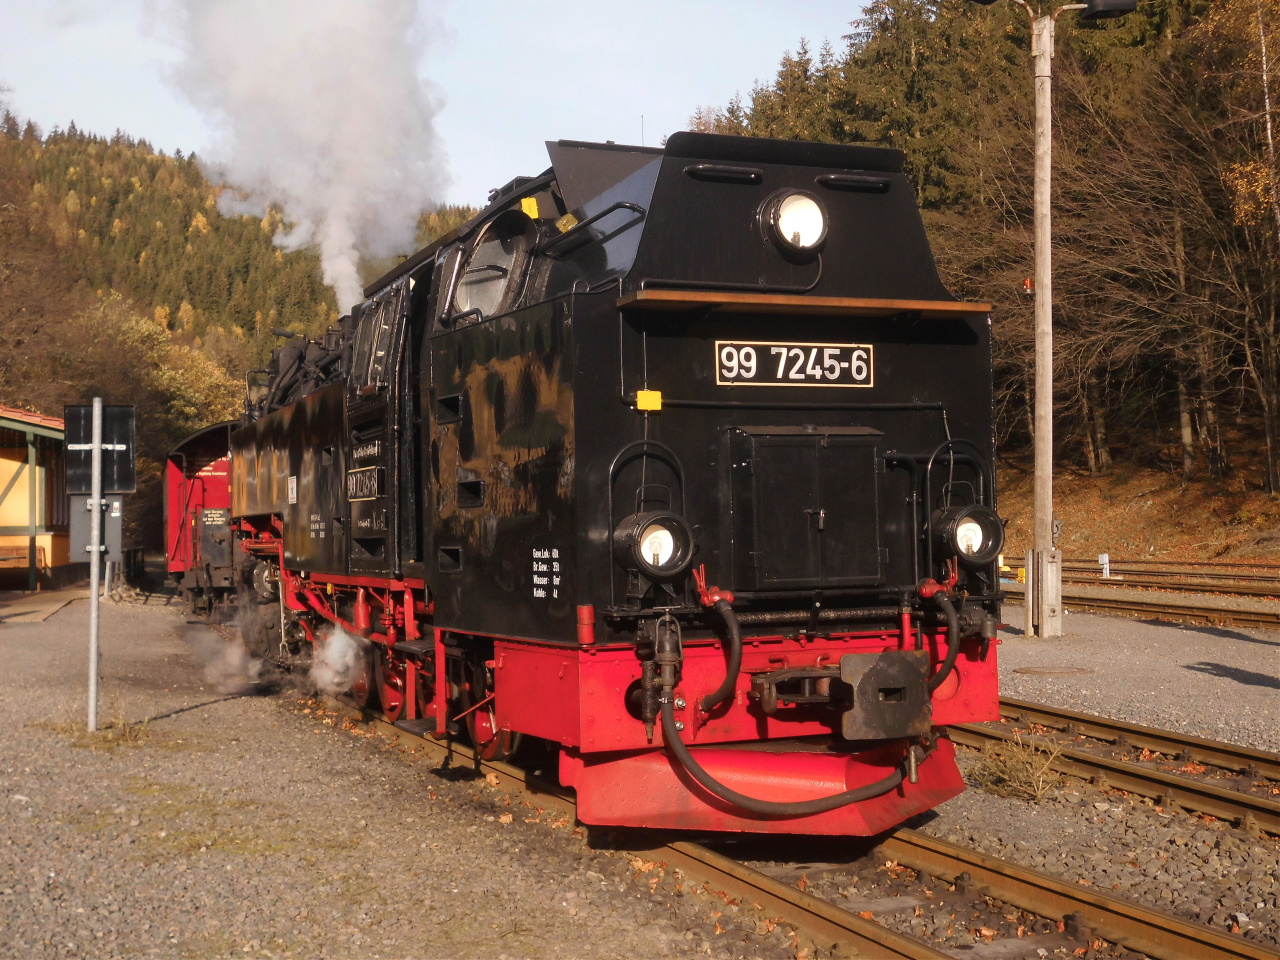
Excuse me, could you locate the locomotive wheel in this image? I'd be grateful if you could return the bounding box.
[414,663,434,722]
[350,646,375,709]
[464,659,520,761]
[374,647,407,723]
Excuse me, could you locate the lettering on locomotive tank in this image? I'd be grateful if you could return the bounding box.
[352,441,381,460]
[531,547,561,600]
[346,466,384,501]
[309,512,326,539]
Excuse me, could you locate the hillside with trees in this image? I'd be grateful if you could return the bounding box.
[0,109,472,547]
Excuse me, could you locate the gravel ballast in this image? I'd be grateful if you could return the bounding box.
[900,605,1280,950]
[996,604,1280,753]
[913,760,1280,949]
[0,598,794,960]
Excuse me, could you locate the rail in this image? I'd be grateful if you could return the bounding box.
[1001,579,1280,628]
[299,690,1275,959]
[880,830,1278,960]
[952,698,1280,836]
[1006,558,1280,597]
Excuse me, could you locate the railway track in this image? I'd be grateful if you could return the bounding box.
[312,695,1275,959]
[953,698,1280,836]
[1006,559,1280,601]
[1009,559,1280,585]
[1000,579,1280,628]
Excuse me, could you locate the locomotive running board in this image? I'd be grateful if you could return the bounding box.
[618,289,991,319]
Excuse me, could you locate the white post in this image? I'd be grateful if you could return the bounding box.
[1031,14,1063,638]
[87,398,102,733]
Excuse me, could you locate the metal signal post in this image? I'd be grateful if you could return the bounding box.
[64,400,136,733]
[87,398,102,732]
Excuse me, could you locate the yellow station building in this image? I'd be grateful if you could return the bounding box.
[0,406,71,591]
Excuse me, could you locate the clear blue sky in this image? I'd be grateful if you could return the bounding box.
[0,1,864,207]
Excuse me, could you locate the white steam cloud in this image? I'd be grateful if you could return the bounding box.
[310,624,369,696]
[165,0,447,312]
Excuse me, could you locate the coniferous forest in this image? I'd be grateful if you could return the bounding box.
[3,0,1280,551]
[695,0,1280,499]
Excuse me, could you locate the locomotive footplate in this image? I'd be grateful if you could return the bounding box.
[749,649,933,740]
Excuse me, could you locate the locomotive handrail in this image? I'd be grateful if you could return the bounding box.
[439,307,484,329]
[540,201,646,256]
[657,398,948,411]
[923,439,996,579]
[606,438,686,610]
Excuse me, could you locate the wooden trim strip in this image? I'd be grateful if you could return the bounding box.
[618,288,991,318]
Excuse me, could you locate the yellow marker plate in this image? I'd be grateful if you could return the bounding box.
[636,390,662,412]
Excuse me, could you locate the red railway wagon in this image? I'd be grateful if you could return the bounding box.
[165,422,238,616]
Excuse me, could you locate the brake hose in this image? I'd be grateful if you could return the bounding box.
[660,699,913,816]
[925,595,960,693]
[698,598,743,713]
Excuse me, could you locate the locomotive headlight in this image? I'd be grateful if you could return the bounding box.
[934,505,1004,567]
[955,518,985,556]
[761,190,828,260]
[614,511,695,581]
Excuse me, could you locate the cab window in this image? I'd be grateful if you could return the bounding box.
[451,209,535,321]
[351,284,405,389]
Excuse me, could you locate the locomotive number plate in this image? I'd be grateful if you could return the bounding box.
[715,340,873,387]
[346,466,384,501]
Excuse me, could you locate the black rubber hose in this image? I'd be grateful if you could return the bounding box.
[926,595,961,693]
[698,599,743,713]
[660,700,907,816]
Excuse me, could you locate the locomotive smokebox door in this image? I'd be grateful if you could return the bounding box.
[839,649,932,740]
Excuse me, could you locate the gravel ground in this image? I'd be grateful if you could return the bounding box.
[0,598,796,960]
[896,604,1280,951]
[912,762,1280,949]
[996,605,1280,753]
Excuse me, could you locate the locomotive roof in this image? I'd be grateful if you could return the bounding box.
[362,133,907,299]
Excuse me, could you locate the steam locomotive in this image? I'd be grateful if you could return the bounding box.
[166,132,1003,835]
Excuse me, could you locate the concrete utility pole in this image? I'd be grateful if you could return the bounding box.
[1030,8,1074,638]
[968,0,1135,637]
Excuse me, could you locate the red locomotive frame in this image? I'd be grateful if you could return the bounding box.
[230,515,997,835]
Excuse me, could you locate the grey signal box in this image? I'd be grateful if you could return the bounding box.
[70,495,123,563]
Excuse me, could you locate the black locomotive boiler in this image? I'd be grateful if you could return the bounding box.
[218,132,1003,835]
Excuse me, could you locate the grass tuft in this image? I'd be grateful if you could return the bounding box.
[34,697,150,748]
[970,733,1065,802]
